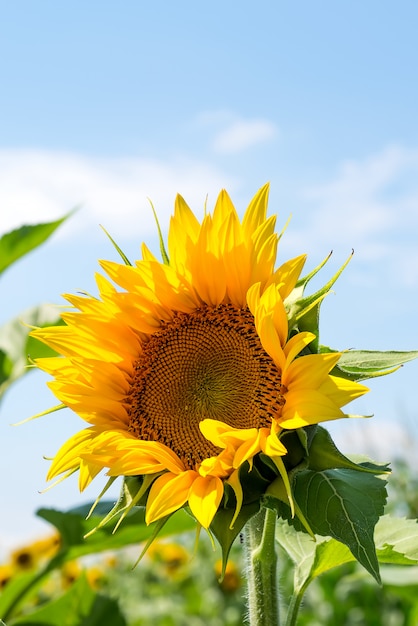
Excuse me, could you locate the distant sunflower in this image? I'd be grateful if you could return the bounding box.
[32,184,367,530]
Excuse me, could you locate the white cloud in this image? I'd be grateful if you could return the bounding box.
[212,118,278,154]
[0,149,237,240]
[278,146,418,280]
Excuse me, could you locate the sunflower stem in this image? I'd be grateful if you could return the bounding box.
[244,505,280,626]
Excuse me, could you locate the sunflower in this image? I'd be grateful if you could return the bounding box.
[10,534,61,571]
[31,184,368,531]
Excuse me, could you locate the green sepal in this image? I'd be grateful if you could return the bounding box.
[224,459,275,509]
[286,252,352,349]
[85,475,156,537]
[131,515,174,568]
[148,199,170,265]
[210,501,260,579]
[307,426,391,474]
[100,225,132,266]
[325,347,418,382]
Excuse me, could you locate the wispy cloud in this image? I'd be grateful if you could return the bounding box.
[195,111,278,154]
[0,149,237,239]
[278,146,418,286]
[212,118,278,153]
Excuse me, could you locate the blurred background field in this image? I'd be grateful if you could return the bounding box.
[1,454,418,626]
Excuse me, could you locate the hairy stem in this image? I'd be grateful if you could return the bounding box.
[244,506,280,625]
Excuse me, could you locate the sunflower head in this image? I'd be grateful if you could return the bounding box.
[31,184,371,550]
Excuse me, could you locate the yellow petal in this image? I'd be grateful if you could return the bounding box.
[145,471,197,524]
[242,183,270,237]
[188,475,224,528]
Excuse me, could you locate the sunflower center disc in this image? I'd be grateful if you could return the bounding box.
[127,304,286,469]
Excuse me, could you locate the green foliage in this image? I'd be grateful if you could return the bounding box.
[0,304,65,399]
[263,426,389,582]
[0,502,195,622]
[10,574,127,626]
[276,514,418,626]
[0,215,71,401]
[291,468,387,581]
[37,502,196,562]
[331,348,418,381]
[0,213,73,277]
[0,507,244,626]
[277,515,418,595]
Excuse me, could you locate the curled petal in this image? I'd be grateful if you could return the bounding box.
[145,471,197,524]
[188,475,224,529]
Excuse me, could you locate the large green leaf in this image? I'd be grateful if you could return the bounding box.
[307,426,390,474]
[0,213,73,276]
[289,468,388,581]
[10,573,126,626]
[0,304,64,400]
[330,349,418,381]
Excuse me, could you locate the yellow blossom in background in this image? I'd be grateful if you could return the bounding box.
[0,563,14,589]
[85,565,105,590]
[215,559,242,593]
[31,184,368,531]
[148,541,189,576]
[60,560,82,588]
[10,533,61,572]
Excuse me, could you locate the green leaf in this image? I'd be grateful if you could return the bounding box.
[0,212,73,276]
[289,468,388,582]
[330,349,418,381]
[10,573,127,626]
[375,514,418,565]
[0,304,64,400]
[307,426,390,474]
[276,519,353,594]
[0,569,47,622]
[276,514,418,600]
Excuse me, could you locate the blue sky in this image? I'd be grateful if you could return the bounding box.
[1,1,418,553]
